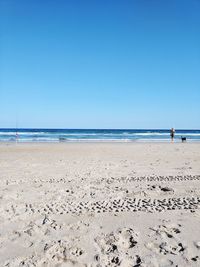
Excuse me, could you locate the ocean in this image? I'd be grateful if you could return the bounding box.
[0,129,200,142]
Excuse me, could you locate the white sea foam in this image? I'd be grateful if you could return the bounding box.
[0,132,46,135]
[1,131,200,136]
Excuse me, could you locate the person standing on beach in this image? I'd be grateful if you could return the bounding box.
[170,128,175,142]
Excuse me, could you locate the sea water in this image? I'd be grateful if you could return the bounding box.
[0,129,200,142]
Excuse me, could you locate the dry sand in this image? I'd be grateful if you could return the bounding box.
[0,142,200,267]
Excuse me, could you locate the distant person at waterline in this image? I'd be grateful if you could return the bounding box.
[170,128,175,142]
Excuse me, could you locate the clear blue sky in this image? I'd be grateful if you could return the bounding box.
[0,0,200,129]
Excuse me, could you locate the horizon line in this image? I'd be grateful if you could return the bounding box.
[0,128,200,131]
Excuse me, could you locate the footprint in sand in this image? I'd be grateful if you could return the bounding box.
[94,227,140,266]
[146,223,184,256]
[144,223,200,266]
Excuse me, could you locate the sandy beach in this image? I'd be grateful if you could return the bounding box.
[0,142,200,267]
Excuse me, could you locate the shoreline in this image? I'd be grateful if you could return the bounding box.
[1,139,200,145]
